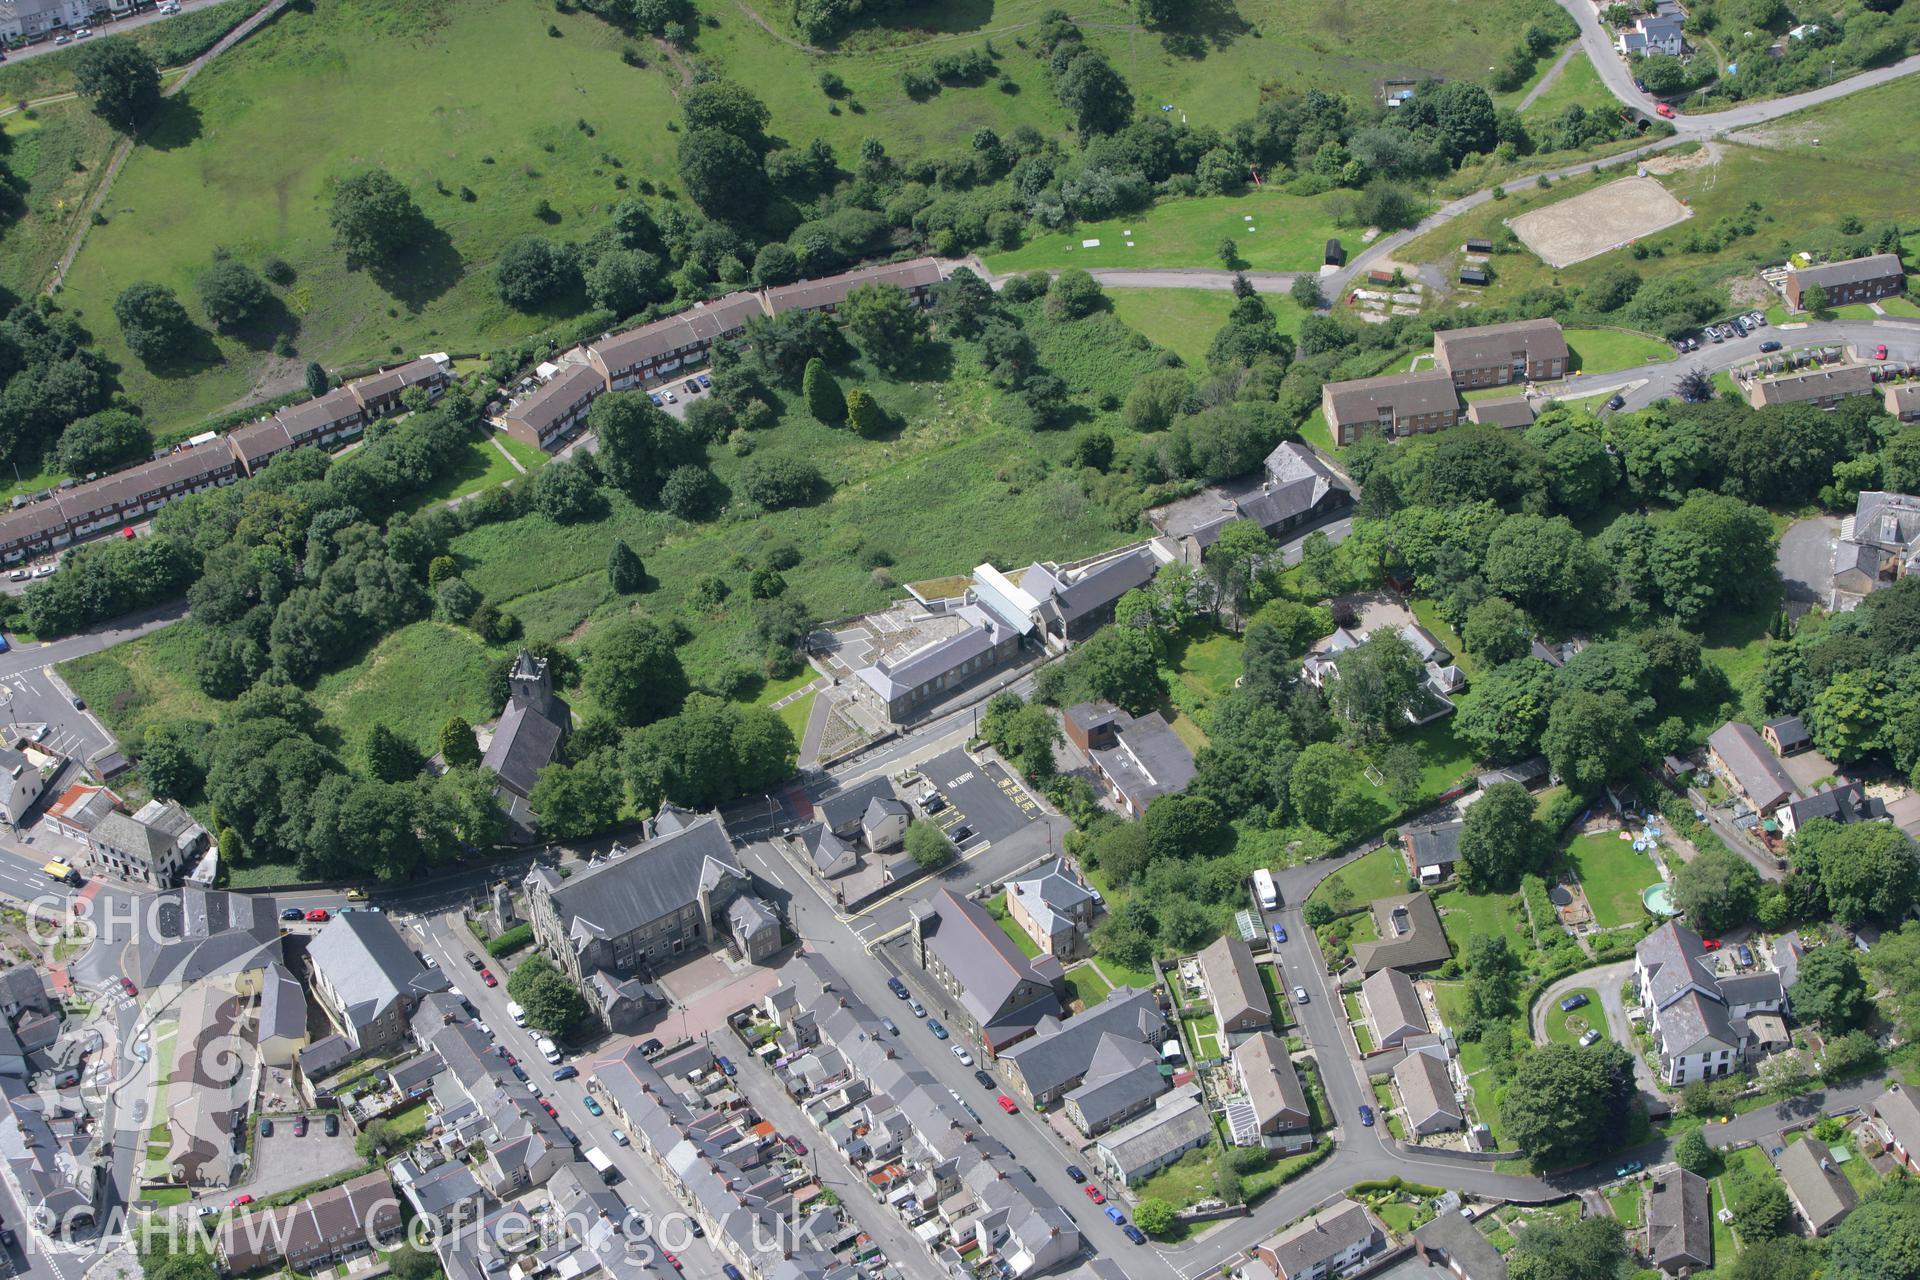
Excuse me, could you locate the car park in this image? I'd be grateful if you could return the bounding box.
[1359,1105,1375,1127]
[1559,993,1589,1012]
[927,1018,948,1039]
[951,1045,974,1066]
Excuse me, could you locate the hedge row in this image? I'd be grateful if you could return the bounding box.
[487,923,534,957]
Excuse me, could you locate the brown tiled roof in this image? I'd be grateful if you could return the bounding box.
[274,388,364,439]
[1433,318,1568,372]
[764,257,942,315]
[1754,364,1875,405]
[1322,369,1459,424]
[227,418,297,464]
[61,445,235,520]
[506,362,603,434]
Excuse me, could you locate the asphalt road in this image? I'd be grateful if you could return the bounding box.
[0,1,200,67]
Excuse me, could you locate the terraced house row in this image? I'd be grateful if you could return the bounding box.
[0,354,453,566]
[497,258,944,449]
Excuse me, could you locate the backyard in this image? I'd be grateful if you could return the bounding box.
[1563,830,1662,930]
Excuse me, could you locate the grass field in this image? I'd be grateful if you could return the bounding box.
[1436,886,1533,958]
[1311,844,1410,914]
[1564,831,1659,929]
[1160,625,1246,741]
[1541,987,1602,1046]
[1063,963,1113,1011]
[986,190,1349,275]
[1515,46,1612,125]
[1564,328,1672,374]
[1106,289,1308,368]
[0,98,119,299]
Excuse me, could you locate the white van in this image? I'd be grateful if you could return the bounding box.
[538,1036,562,1065]
[507,1001,527,1027]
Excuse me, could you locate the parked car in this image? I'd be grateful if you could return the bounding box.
[951,824,974,843]
[1732,317,1748,336]
[971,1069,996,1091]
[305,908,328,922]
[684,381,700,394]
[648,393,663,407]
[1559,993,1589,1013]
[1066,1165,1087,1183]
[951,1045,974,1067]
[1876,344,1890,360]
[881,1017,901,1036]
[1579,1029,1602,1046]
[612,1129,629,1146]
[997,1094,1018,1114]
[553,1065,578,1081]
[70,696,85,710]
[1736,943,1754,967]
[541,1100,559,1119]
[660,1252,679,1271]
[1084,1185,1106,1204]
[1617,1160,1644,1178]
[280,908,304,921]
[1702,938,1722,951]
[1605,394,1626,411]
[538,1037,562,1064]
[294,1115,309,1137]
[926,1018,948,1039]
[784,1134,808,1156]
[324,1114,340,1136]
[479,968,498,988]
[1293,986,1309,1005]
[1760,340,1782,353]
[716,1055,737,1077]
[697,374,711,389]
[510,1064,528,1082]
[465,952,483,969]
[887,977,909,998]
[258,1118,272,1137]
[1359,1105,1375,1127]
[1748,311,1767,326]
[1271,923,1288,945]
[584,1096,603,1116]
[638,1039,664,1058]
[230,1195,252,1207]
[908,999,927,1018]
[1708,326,1724,342]
[121,977,138,996]
[1123,1224,1147,1245]
[1104,1206,1127,1226]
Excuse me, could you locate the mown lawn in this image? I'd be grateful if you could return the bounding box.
[1541,987,1602,1046]
[1565,328,1673,375]
[1309,844,1411,915]
[1106,288,1308,368]
[985,892,1043,960]
[1063,964,1113,1011]
[1564,831,1659,929]
[987,190,1350,275]
[1436,886,1533,959]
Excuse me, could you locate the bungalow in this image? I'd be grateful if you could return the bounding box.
[1774,1135,1856,1235]
[1646,1164,1712,1274]
[499,361,603,450]
[1393,1050,1462,1136]
[1779,782,1887,840]
[1229,1031,1310,1149]
[1707,721,1798,815]
[1353,893,1453,975]
[1785,252,1906,310]
[1362,966,1429,1048]
[1746,364,1878,410]
[1403,820,1462,884]
[1887,383,1920,424]
[1320,369,1462,445]
[1197,935,1271,1039]
[1062,701,1198,820]
[1092,1084,1212,1187]
[1865,1082,1920,1172]
[1253,1200,1385,1280]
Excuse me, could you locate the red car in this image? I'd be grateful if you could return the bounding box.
[1875,344,1890,360]
[120,527,135,541]
[542,1101,558,1119]
[293,1116,308,1137]
[120,977,138,997]
[1702,938,1722,951]
[1655,102,1675,119]
[1085,1185,1106,1205]
[305,908,329,922]
[229,1195,252,1208]
[996,1095,1018,1114]
[661,1253,680,1272]
[480,969,498,988]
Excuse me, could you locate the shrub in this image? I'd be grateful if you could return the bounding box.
[487,923,534,957]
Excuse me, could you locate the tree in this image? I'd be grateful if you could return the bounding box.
[584,248,662,317]
[386,1245,441,1280]
[329,169,430,263]
[1216,237,1239,268]
[1055,49,1134,136]
[304,362,329,399]
[1044,268,1104,320]
[57,410,150,477]
[736,457,820,509]
[196,260,272,331]
[1133,1198,1177,1237]
[680,79,771,150]
[440,716,481,768]
[528,458,601,522]
[140,721,207,800]
[495,237,579,310]
[73,41,161,132]
[507,955,592,1035]
[1290,274,1323,310]
[584,616,687,727]
[1501,1041,1636,1169]
[934,267,997,338]
[1798,281,1829,315]
[591,391,702,502]
[1055,625,1162,714]
[842,283,927,371]
[1326,629,1423,739]
[989,702,1061,779]
[803,357,846,424]
[1204,520,1274,626]
[608,540,646,594]
[1507,1216,1631,1280]
[622,697,795,810]
[1671,845,1761,934]
[1725,1238,1821,1280]
[364,724,420,784]
[1792,819,1920,924]
[1677,367,1715,403]
[1461,597,1531,666]
[905,820,952,869]
[1141,793,1228,862]
[528,758,623,838]
[114,282,195,363]
[355,1118,401,1159]
[676,128,767,221]
[1672,1128,1717,1175]
[844,386,886,436]
[1456,781,1545,891]
[1730,1172,1792,1240]
[1649,492,1775,628]
[1289,742,1368,835]
[1540,689,1641,794]
[1788,939,1869,1029]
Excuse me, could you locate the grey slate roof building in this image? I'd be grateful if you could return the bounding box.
[257,960,308,1066]
[1412,1211,1507,1280]
[0,1079,94,1237]
[1748,363,1878,410]
[1834,490,1920,605]
[525,809,752,998]
[1198,935,1271,1038]
[1781,781,1888,838]
[1006,857,1101,958]
[911,887,1063,1053]
[1320,368,1462,445]
[1231,1030,1310,1146]
[855,602,1021,723]
[1021,546,1161,645]
[1363,966,1429,1048]
[1063,701,1199,819]
[1062,1034,1169,1135]
[1092,1084,1213,1186]
[1707,720,1797,814]
[308,911,451,1054]
[1433,318,1569,386]
[483,650,572,808]
[0,748,43,827]
[1000,986,1169,1106]
[1647,1164,1712,1273]
[1775,1135,1856,1235]
[816,775,900,836]
[1635,919,1784,1085]
[1254,1199,1385,1280]
[1403,820,1463,883]
[134,888,282,991]
[1394,1050,1462,1135]
[1465,397,1536,428]
[1353,893,1453,974]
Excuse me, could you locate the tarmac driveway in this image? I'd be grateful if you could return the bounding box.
[1777,516,1839,617]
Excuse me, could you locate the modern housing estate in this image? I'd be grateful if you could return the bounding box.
[1319,319,1569,443]
[1784,252,1906,309]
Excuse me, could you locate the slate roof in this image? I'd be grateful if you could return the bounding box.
[1870,1082,1920,1156]
[1064,1034,1167,1131]
[1786,782,1887,829]
[274,388,364,440]
[226,418,298,466]
[1413,1211,1507,1280]
[0,969,46,1013]
[308,912,449,1041]
[1796,252,1904,290]
[259,961,307,1044]
[817,775,899,834]
[1754,363,1876,406]
[764,257,941,314]
[1233,1030,1308,1132]
[482,651,571,798]
[1363,967,1429,1045]
[1022,546,1160,629]
[1260,1200,1381,1279]
[45,783,116,835]
[348,355,448,406]
[1466,397,1536,428]
[506,361,603,436]
[1094,1084,1209,1174]
[298,1034,354,1080]
[1404,820,1462,871]
[393,1154,485,1219]
[537,811,744,946]
[1353,893,1452,974]
[1433,318,1568,374]
[1708,721,1797,812]
[1394,1050,1461,1132]
[922,888,1063,1035]
[1083,705,1198,813]
[1001,986,1167,1100]
[135,888,282,989]
[1648,1164,1712,1271]
[1775,1135,1856,1233]
[806,824,854,874]
[1198,935,1270,1032]
[856,604,1007,700]
[0,1080,93,1229]
[1009,858,1096,941]
[91,810,170,865]
[1765,716,1811,752]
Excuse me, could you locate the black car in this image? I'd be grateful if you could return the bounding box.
[922,793,947,814]
[951,824,974,843]
[887,976,909,999]
[1122,1224,1147,1245]
[561,1126,579,1146]
[1065,1164,1087,1183]
[280,908,304,921]
[638,1038,664,1058]
[324,1114,340,1136]
[259,1118,273,1137]
[1760,340,1782,353]
[1605,394,1626,411]
[973,1068,996,1090]
[70,696,85,710]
